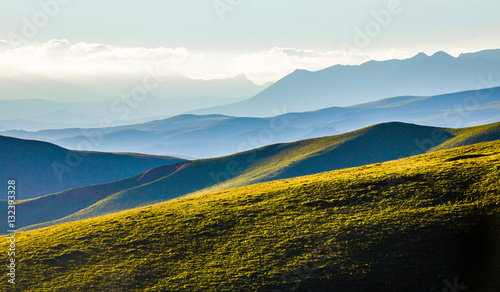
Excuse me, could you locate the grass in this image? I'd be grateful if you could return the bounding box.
[1,140,499,291]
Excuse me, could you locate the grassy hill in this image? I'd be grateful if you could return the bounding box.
[19,121,500,232]
[0,135,185,199]
[432,122,500,151]
[1,140,499,291]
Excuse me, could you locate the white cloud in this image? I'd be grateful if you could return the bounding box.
[0,39,418,84]
[0,39,197,76]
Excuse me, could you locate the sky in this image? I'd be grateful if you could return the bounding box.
[0,0,499,87]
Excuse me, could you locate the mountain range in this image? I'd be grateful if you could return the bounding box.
[3,86,499,159]
[191,49,500,117]
[2,49,499,132]
[0,95,251,131]
[0,72,271,131]
[0,71,269,102]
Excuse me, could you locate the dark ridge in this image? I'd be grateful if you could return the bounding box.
[138,161,192,185]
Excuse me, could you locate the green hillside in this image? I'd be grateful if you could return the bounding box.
[20,121,500,231]
[431,122,500,151]
[2,140,499,291]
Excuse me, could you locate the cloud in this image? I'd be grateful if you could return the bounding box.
[0,39,417,84]
[0,39,197,76]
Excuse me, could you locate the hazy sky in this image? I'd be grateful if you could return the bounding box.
[1,0,499,85]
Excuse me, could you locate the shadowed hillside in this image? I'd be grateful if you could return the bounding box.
[13,162,191,229]
[19,121,500,231]
[0,135,185,199]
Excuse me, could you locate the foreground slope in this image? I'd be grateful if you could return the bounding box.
[0,135,185,199]
[21,121,500,230]
[2,140,499,291]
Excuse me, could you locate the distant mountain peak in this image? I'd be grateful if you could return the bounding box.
[430,51,454,59]
[232,73,250,80]
[292,68,311,73]
[413,52,429,58]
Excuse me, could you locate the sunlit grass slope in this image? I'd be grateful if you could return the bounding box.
[2,140,499,291]
[432,122,500,151]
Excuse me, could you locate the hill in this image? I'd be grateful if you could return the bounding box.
[3,86,500,158]
[12,162,191,229]
[18,121,500,231]
[0,135,185,199]
[191,49,500,117]
[2,140,499,291]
